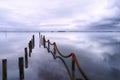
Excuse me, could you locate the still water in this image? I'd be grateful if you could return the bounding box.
[42,32,120,80]
[0,32,120,80]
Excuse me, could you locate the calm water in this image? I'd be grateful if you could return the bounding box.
[42,32,120,80]
[0,32,120,80]
[0,32,69,80]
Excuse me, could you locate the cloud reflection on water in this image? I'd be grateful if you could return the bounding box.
[0,32,70,80]
[42,32,120,80]
[0,32,120,80]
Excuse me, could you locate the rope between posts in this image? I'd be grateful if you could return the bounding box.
[42,35,89,80]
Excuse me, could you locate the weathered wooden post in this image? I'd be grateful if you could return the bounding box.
[28,41,32,57]
[32,35,35,48]
[39,32,41,48]
[30,40,33,54]
[47,40,50,53]
[40,35,43,46]
[53,43,56,55]
[2,59,7,80]
[30,40,32,52]
[28,42,31,57]
[24,47,28,68]
[72,57,75,80]
[43,36,46,48]
[18,57,24,80]
[31,39,34,49]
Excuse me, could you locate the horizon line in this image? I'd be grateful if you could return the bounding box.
[0,30,120,33]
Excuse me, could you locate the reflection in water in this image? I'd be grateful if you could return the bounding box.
[42,32,120,80]
[0,32,69,80]
[0,32,120,80]
[0,32,36,80]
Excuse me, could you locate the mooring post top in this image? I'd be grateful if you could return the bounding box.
[25,47,27,50]
[2,59,7,61]
[33,35,35,37]
[19,57,23,60]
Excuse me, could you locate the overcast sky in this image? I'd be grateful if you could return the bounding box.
[0,0,120,31]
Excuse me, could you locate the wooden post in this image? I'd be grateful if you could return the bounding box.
[39,32,41,48]
[30,40,33,53]
[30,40,32,52]
[72,58,75,80]
[28,41,32,57]
[43,36,46,48]
[47,41,50,53]
[2,59,7,80]
[40,35,43,46]
[53,43,56,55]
[31,39,34,49]
[32,35,35,48]
[28,42,31,57]
[24,48,28,68]
[18,57,24,80]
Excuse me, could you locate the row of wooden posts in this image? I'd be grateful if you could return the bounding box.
[2,35,35,80]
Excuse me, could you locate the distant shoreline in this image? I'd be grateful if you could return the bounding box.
[0,31,120,33]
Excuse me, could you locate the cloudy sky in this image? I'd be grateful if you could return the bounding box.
[0,0,120,31]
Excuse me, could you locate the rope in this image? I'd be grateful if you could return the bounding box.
[42,35,90,80]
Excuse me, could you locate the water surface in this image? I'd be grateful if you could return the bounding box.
[0,32,120,80]
[42,32,120,80]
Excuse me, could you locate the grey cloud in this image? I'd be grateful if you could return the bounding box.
[88,17,120,31]
[86,0,120,31]
[0,0,120,31]
[0,8,37,31]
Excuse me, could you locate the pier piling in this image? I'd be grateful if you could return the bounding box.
[2,59,7,80]
[24,48,28,68]
[18,57,24,80]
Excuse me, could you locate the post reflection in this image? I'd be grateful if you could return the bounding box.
[0,32,120,80]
